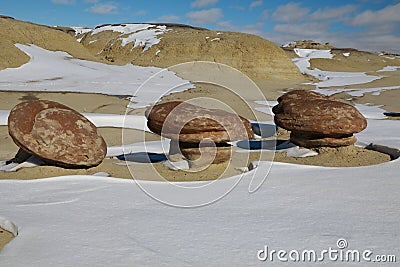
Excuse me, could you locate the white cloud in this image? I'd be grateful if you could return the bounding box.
[273,22,329,38]
[229,5,245,11]
[191,0,218,8]
[272,2,309,22]
[134,10,147,16]
[261,9,268,20]
[310,5,358,20]
[186,8,222,25]
[351,3,400,26]
[156,15,180,23]
[51,0,75,5]
[249,0,263,10]
[87,3,118,14]
[83,0,99,3]
[218,21,264,35]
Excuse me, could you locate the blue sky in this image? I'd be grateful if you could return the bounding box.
[1,0,400,53]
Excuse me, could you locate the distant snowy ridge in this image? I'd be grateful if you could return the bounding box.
[71,26,92,36]
[75,24,170,51]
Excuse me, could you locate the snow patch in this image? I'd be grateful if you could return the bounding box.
[354,103,387,120]
[91,24,168,51]
[292,48,381,88]
[377,66,400,72]
[0,44,193,109]
[0,217,18,237]
[314,85,400,97]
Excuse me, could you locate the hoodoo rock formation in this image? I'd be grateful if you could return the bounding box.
[146,101,254,167]
[273,90,367,148]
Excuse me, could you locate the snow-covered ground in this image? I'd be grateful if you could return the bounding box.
[292,48,382,87]
[0,44,193,108]
[1,116,399,265]
[0,45,399,266]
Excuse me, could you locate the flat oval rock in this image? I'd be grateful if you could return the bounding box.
[8,100,107,168]
[146,101,254,142]
[273,90,367,137]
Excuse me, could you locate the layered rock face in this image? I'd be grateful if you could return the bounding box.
[273,90,367,148]
[8,100,107,167]
[146,101,254,167]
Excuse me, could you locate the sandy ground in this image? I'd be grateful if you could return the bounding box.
[1,52,399,181]
[0,227,13,251]
[0,91,130,113]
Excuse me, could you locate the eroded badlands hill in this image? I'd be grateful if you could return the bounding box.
[0,16,98,70]
[73,23,303,80]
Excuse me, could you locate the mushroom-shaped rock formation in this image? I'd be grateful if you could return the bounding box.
[146,101,254,167]
[8,100,107,168]
[272,90,367,148]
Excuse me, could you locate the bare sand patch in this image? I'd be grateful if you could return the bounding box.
[0,227,14,251]
[0,91,129,114]
[274,146,390,167]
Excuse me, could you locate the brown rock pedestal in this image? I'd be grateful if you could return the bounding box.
[8,100,107,168]
[146,101,254,168]
[273,90,367,148]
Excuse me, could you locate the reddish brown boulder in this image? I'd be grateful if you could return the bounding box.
[8,100,107,168]
[146,101,254,143]
[146,101,254,166]
[273,91,367,137]
[273,90,367,148]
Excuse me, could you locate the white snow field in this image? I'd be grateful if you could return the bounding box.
[0,44,193,109]
[0,45,399,266]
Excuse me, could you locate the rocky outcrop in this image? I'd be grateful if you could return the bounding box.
[273,90,367,148]
[283,40,335,50]
[8,100,107,167]
[146,101,254,167]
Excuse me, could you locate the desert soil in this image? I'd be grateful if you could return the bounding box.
[0,227,13,251]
